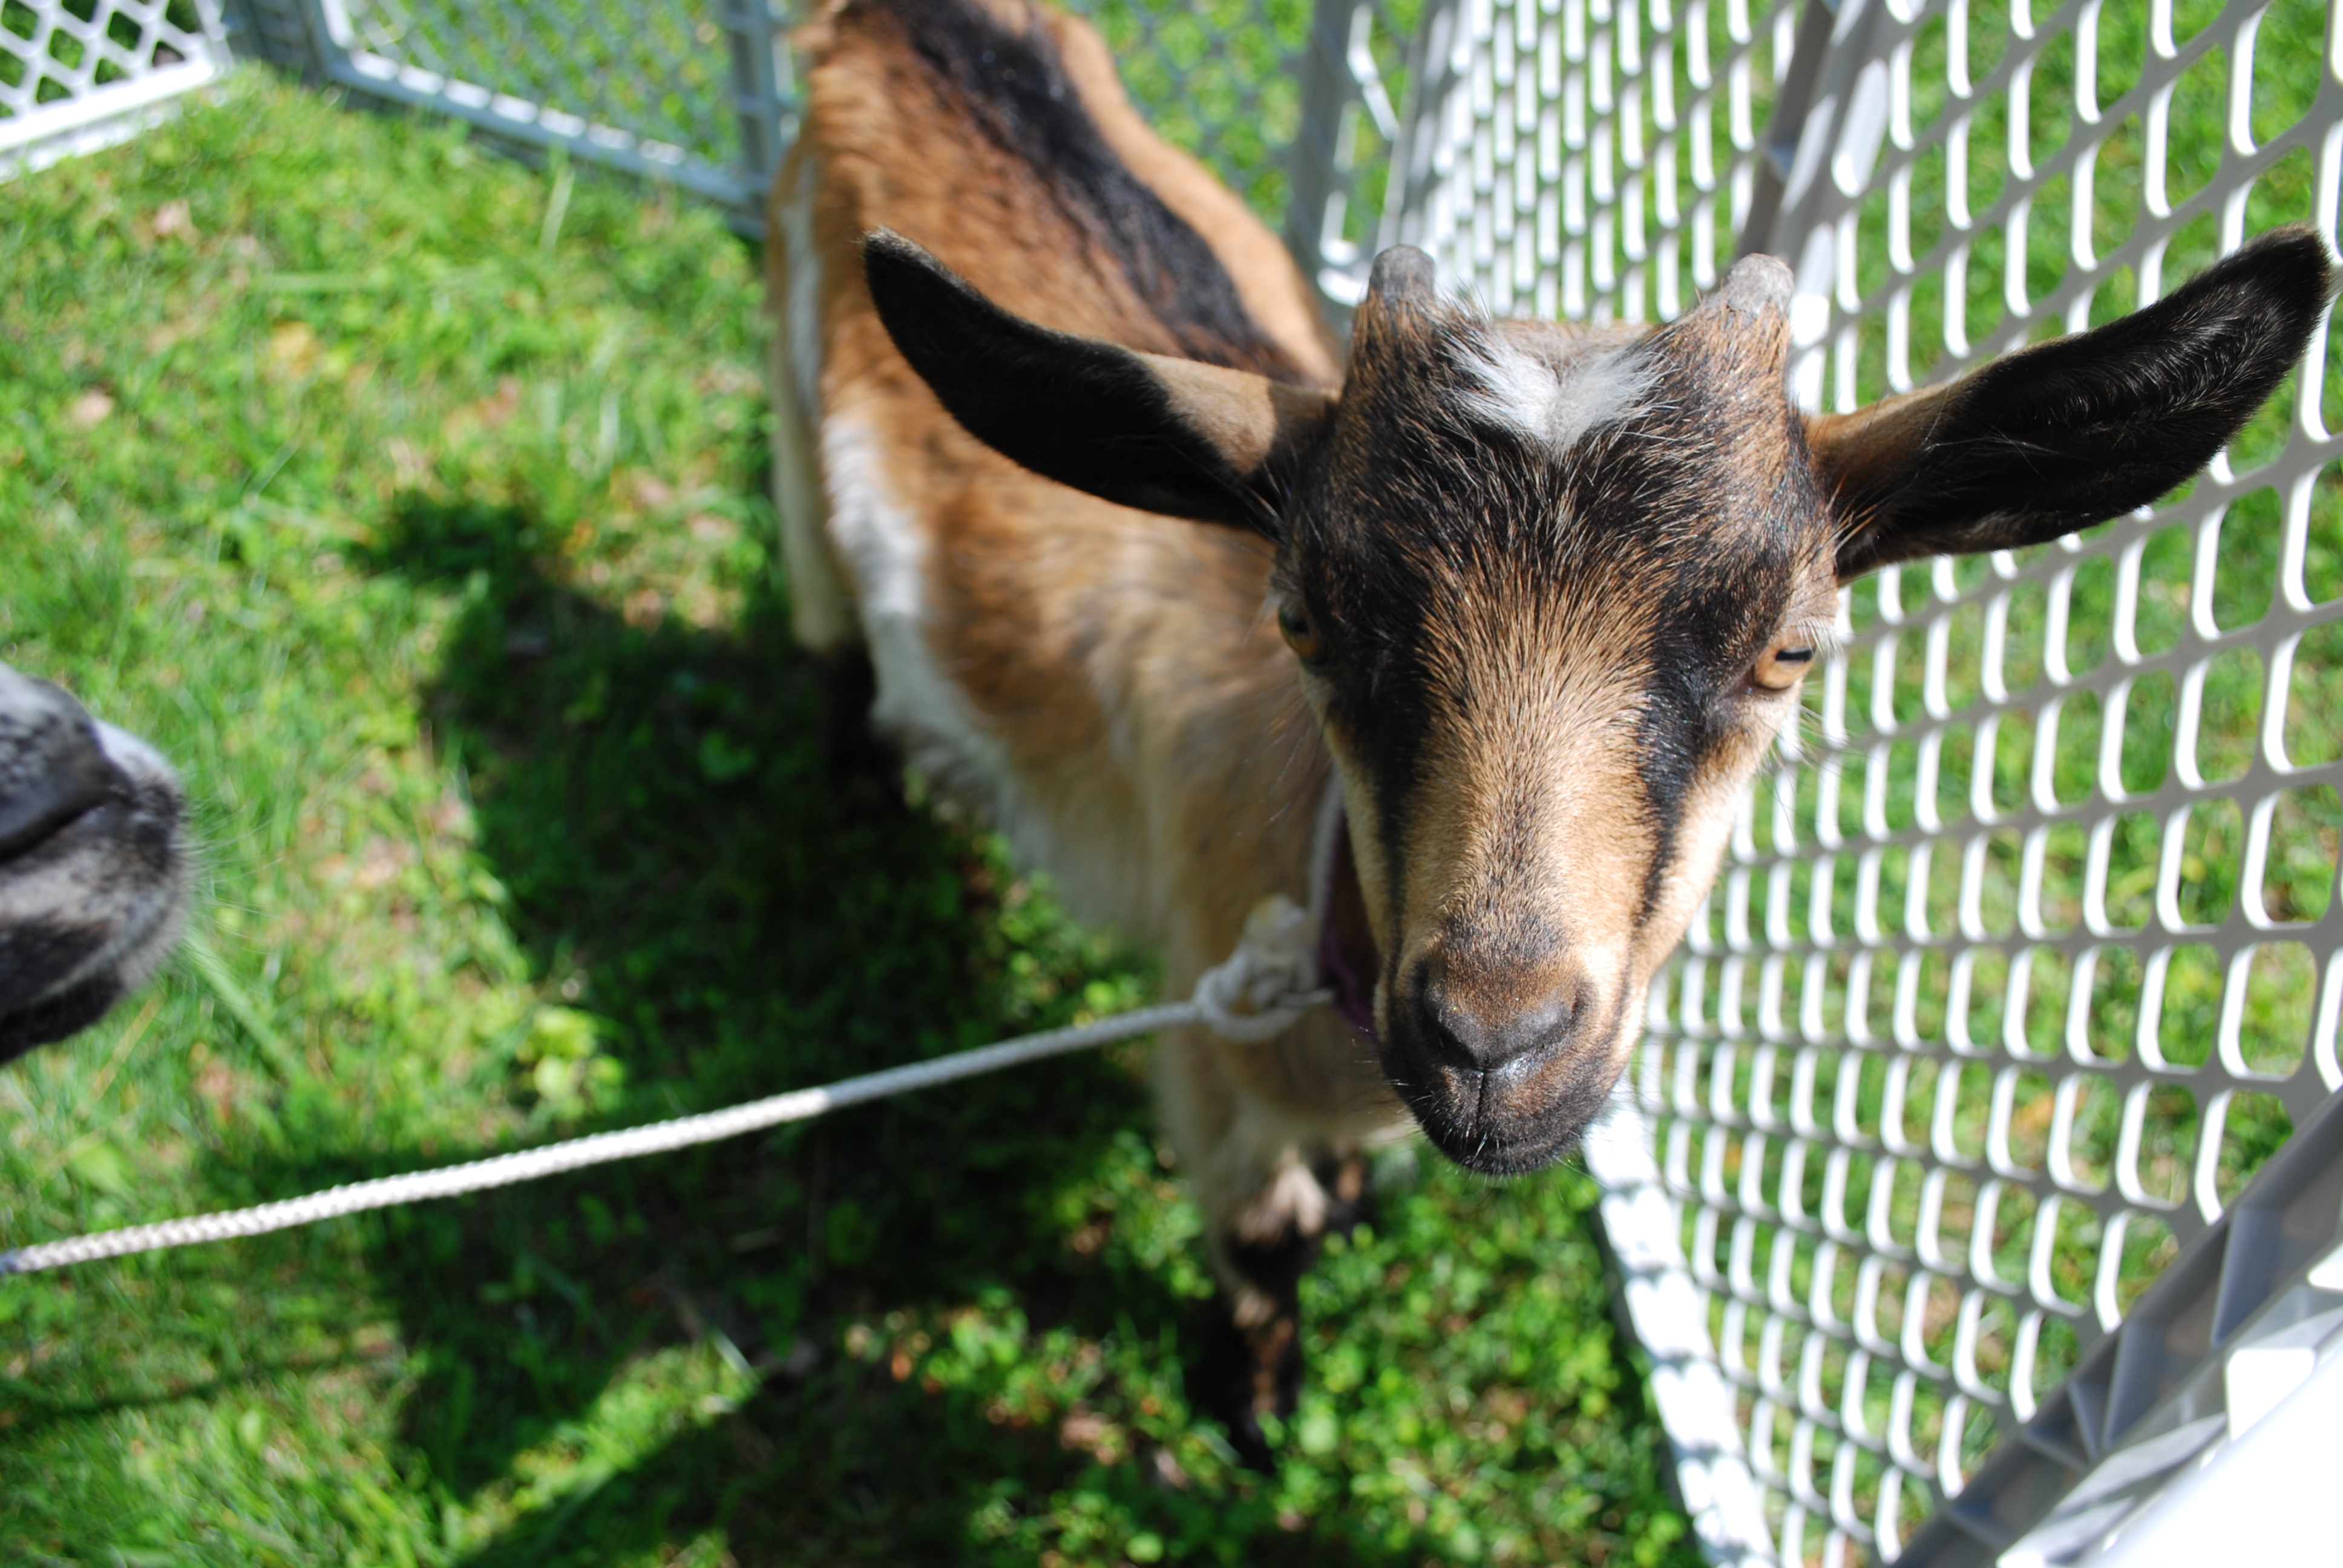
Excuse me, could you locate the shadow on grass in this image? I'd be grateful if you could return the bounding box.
[0,1352,389,1435]
[279,492,1315,1561]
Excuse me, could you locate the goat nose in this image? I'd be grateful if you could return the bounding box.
[0,668,122,862]
[1416,961,1588,1073]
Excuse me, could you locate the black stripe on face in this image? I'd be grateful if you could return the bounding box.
[1631,545,1800,926]
[1286,339,1570,799]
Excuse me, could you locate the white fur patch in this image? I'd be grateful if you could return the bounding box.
[819,415,1009,789]
[1458,333,1652,454]
[1234,1152,1328,1246]
[774,164,826,421]
[818,413,1097,906]
[817,413,1165,936]
[768,158,860,654]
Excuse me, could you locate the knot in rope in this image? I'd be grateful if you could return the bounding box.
[1191,895,1332,1043]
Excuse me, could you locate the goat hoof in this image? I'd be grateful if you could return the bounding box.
[1191,1299,1302,1474]
[811,647,898,791]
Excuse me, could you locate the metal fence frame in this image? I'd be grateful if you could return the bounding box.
[9,0,1405,273]
[217,0,1412,270]
[11,0,2343,1561]
[217,0,794,215]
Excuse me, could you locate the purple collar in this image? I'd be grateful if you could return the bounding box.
[1317,911,1378,1041]
[1315,808,1380,1044]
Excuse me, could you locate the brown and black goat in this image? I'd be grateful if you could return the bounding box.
[767,0,2331,1461]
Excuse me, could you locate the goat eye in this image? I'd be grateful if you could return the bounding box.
[1277,599,1327,663]
[1749,643,1816,693]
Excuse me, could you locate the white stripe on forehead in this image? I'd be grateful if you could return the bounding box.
[1454,325,1653,457]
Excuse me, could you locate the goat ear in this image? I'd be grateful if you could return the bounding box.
[861,230,1331,534]
[1811,224,2335,581]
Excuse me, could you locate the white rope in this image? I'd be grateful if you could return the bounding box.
[0,898,1329,1277]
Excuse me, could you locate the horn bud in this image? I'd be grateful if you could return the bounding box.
[1354,245,1440,349]
[1664,252,1795,379]
[1366,245,1437,305]
[1708,252,1794,316]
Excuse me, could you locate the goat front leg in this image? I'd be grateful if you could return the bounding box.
[1154,1030,1372,1469]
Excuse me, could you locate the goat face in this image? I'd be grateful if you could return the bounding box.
[863,223,2333,1174]
[0,662,189,1064]
[1277,249,1838,1170]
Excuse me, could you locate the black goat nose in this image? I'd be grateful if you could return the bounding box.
[1416,962,1587,1073]
[0,668,123,861]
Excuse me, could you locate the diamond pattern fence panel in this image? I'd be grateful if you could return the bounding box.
[329,0,772,197]
[224,0,791,212]
[1,0,232,178]
[1378,0,2343,1561]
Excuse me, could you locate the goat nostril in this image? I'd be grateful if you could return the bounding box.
[0,692,122,862]
[1417,969,1587,1073]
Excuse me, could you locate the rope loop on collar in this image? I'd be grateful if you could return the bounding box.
[1191,895,1334,1043]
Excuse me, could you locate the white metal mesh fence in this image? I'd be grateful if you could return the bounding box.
[0,0,232,178]
[1375,0,1800,319]
[1375,0,2343,1560]
[327,0,776,198]
[1288,0,1424,298]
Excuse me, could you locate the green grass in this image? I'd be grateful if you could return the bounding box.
[0,73,1692,1567]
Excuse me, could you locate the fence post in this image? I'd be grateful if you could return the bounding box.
[1373,0,1462,281]
[1285,0,1363,309]
[1732,0,1903,411]
[719,0,792,237]
[218,0,336,83]
[1732,0,1844,263]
